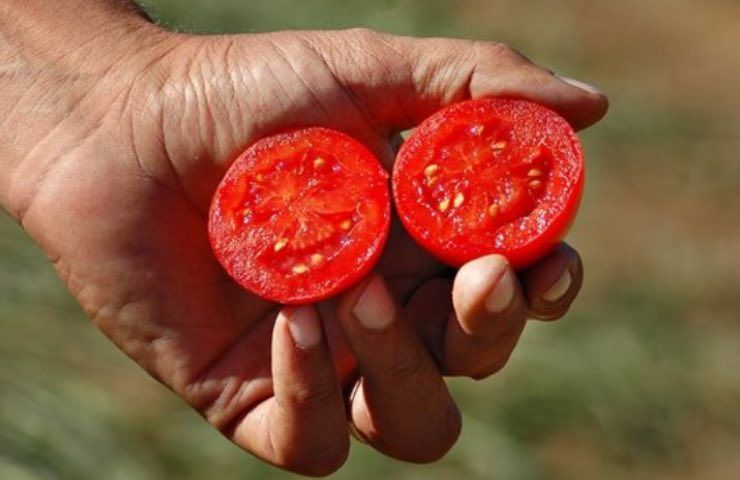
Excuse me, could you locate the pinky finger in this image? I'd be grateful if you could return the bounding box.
[522,243,583,321]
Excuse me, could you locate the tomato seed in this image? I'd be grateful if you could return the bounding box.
[488,203,500,217]
[310,253,325,266]
[313,157,326,169]
[274,238,288,252]
[492,140,508,150]
[453,193,465,208]
[292,264,309,275]
[439,198,451,212]
[528,180,543,191]
[424,164,439,177]
[527,168,543,178]
[339,219,353,230]
[524,147,544,164]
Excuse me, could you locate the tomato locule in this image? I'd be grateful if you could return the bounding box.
[209,128,391,304]
[393,98,584,269]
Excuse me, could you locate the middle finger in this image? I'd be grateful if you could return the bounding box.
[336,275,461,463]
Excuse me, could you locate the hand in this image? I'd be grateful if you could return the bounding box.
[3,11,607,476]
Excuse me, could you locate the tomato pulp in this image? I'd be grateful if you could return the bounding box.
[393,98,584,269]
[209,128,391,304]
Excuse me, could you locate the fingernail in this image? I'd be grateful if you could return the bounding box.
[485,267,517,313]
[353,277,396,330]
[542,269,573,303]
[557,76,604,96]
[288,306,322,349]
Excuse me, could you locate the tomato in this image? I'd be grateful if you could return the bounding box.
[392,98,584,269]
[209,128,391,304]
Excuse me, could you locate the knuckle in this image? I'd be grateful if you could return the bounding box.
[405,406,462,463]
[279,442,349,477]
[470,306,527,340]
[443,345,482,377]
[475,41,519,62]
[387,347,429,382]
[445,356,485,378]
[289,382,339,411]
[466,310,520,339]
[471,40,534,70]
[343,27,382,42]
[444,316,525,377]
[472,351,514,381]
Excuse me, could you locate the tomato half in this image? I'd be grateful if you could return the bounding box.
[209,128,391,304]
[393,98,584,269]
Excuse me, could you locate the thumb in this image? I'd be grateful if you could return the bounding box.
[150,29,607,210]
[307,28,608,132]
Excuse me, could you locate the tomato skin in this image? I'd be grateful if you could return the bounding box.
[393,98,584,269]
[209,128,391,305]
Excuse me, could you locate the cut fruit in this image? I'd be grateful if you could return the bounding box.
[392,98,584,269]
[209,128,391,304]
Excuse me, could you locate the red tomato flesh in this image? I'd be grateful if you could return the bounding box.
[209,128,391,304]
[393,98,584,269]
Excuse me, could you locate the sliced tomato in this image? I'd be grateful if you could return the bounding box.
[209,128,391,304]
[393,98,584,269]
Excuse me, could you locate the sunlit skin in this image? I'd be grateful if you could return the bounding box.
[0,0,608,476]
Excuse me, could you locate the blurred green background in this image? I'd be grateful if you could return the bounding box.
[2,0,739,478]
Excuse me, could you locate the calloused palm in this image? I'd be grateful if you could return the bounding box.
[9,27,607,475]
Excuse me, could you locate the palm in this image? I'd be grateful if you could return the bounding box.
[23,33,443,432]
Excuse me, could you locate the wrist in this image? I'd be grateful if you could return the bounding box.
[0,0,176,217]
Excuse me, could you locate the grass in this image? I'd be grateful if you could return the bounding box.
[2,0,739,478]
